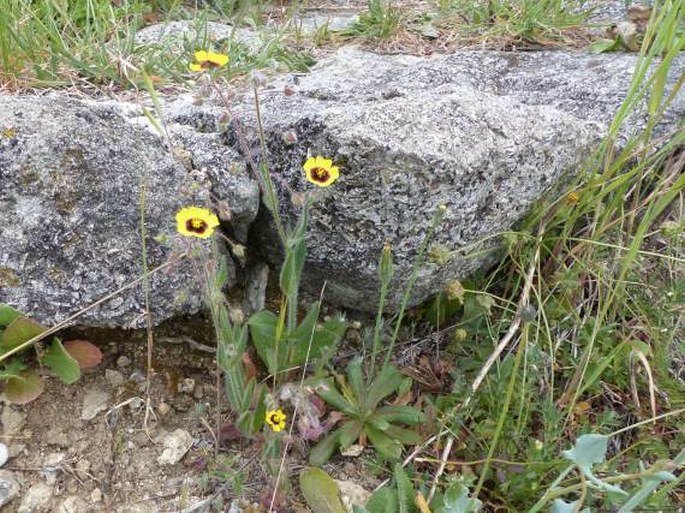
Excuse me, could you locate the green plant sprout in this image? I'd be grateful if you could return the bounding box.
[0,303,102,404]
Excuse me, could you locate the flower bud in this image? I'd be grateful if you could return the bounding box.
[379,241,394,285]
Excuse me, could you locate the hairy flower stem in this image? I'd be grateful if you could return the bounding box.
[383,205,446,368]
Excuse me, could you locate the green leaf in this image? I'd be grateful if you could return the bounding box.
[0,360,26,380]
[376,406,426,425]
[563,434,627,496]
[0,304,23,327]
[368,415,390,431]
[562,434,609,468]
[251,384,267,433]
[366,486,398,513]
[314,378,356,415]
[0,316,46,353]
[300,467,347,513]
[63,340,102,369]
[366,424,402,461]
[289,307,347,370]
[345,358,366,409]
[280,232,307,297]
[367,365,404,409]
[4,370,45,404]
[550,499,590,513]
[310,427,344,466]
[588,38,620,54]
[436,483,482,513]
[42,338,81,384]
[393,464,416,513]
[288,302,322,365]
[383,425,422,446]
[338,420,362,449]
[248,310,280,374]
[307,317,348,369]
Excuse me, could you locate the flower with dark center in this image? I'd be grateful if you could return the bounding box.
[189,50,229,72]
[265,408,287,432]
[303,156,339,187]
[175,206,220,239]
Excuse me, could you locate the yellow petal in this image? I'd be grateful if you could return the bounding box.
[303,156,317,172]
[194,50,209,62]
[207,51,229,67]
[189,63,203,72]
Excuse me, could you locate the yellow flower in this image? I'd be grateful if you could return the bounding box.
[265,408,287,432]
[175,206,220,239]
[303,156,339,187]
[189,50,229,72]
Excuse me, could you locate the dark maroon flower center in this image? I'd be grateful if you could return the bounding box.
[310,167,330,183]
[186,218,208,234]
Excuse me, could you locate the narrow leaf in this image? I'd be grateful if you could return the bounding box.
[248,310,279,374]
[367,365,404,409]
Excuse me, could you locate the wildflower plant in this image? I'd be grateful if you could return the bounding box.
[309,358,426,465]
[0,304,102,404]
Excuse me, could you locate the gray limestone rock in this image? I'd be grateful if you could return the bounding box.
[0,94,222,327]
[219,48,684,312]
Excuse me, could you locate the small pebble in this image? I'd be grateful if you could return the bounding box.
[81,389,109,421]
[1,407,26,436]
[157,402,171,416]
[105,369,125,388]
[178,378,195,394]
[18,482,52,513]
[0,443,8,467]
[127,397,144,413]
[90,488,103,503]
[75,459,91,478]
[157,429,194,465]
[193,384,204,400]
[42,453,65,486]
[0,470,21,508]
[116,355,132,368]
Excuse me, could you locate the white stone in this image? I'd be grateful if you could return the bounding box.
[0,470,21,508]
[0,443,8,467]
[81,389,109,421]
[1,407,26,436]
[18,482,52,513]
[157,429,193,465]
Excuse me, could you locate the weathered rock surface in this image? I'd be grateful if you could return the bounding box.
[209,48,683,312]
[0,95,236,327]
[3,44,683,322]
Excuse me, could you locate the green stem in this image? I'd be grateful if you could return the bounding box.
[472,322,527,504]
[383,205,446,368]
